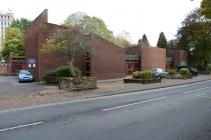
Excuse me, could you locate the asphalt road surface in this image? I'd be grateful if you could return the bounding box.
[0,80,211,140]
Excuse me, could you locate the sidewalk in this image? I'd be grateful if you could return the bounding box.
[0,75,211,111]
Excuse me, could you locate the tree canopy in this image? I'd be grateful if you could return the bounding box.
[177,8,211,69]
[138,34,150,47]
[43,25,91,76]
[10,18,31,33]
[64,12,115,43]
[157,32,168,49]
[2,27,24,59]
[201,0,211,19]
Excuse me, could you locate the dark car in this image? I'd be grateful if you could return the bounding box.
[176,65,198,76]
[17,70,34,82]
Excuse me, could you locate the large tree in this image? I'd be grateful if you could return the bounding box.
[138,34,150,47]
[115,31,132,48]
[64,12,115,43]
[43,25,91,76]
[201,0,211,19]
[2,27,24,59]
[157,32,168,49]
[177,8,211,69]
[2,18,31,60]
[10,18,31,33]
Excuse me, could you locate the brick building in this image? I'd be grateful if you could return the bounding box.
[124,46,187,74]
[24,9,187,80]
[125,46,166,74]
[166,50,187,69]
[24,9,126,80]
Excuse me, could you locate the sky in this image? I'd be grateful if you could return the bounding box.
[0,0,202,46]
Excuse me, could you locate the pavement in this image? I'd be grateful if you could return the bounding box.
[0,75,211,111]
[0,79,211,140]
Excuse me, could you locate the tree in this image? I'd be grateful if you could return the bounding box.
[115,31,132,48]
[157,32,168,48]
[10,18,31,33]
[43,25,91,76]
[139,34,150,47]
[201,0,211,19]
[64,12,86,26]
[177,8,211,69]
[167,39,177,50]
[2,27,24,59]
[64,12,115,43]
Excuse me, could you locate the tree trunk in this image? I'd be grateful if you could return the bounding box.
[68,57,76,77]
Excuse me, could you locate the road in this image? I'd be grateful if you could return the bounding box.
[0,80,211,140]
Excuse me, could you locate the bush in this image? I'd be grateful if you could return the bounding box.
[43,66,82,84]
[132,71,141,79]
[70,67,81,77]
[43,70,58,84]
[143,70,153,80]
[55,66,71,77]
[179,68,189,76]
[168,69,176,76]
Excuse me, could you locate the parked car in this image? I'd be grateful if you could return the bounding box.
[176,65,198,76]
[152,68,168,78]
[17,70,34,82]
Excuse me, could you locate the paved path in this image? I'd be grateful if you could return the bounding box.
[0,75,211,111]
[0,80,211,140]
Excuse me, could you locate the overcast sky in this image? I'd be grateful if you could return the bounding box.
[0,0,201,46]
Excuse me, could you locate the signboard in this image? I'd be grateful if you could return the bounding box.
[28,58,36,64]
[28,58,36,68]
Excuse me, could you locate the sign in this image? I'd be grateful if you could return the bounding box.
[28,58,36,64]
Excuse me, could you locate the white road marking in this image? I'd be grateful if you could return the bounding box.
[0,122,43,132]
[183,87,210,94]
[195,93,211,99]
[102,96,167,111]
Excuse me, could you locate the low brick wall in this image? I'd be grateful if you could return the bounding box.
[0,65,7,75]
[58,76,97,91]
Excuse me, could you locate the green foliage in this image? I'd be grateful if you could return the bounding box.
[55,66,71,77]
[64,12,115,43]
[168,69,177,76]
[55,66,82,77]
[42,70,58,84]
[157,32,168,48]
[132,71,141,79]
[43,25,91,75]
[43,66,82,84]
[139,34,150,47]
[179,68,190,76]
[142,70,153,80]
[10,18,31,33]
[201,0,211,19]
[2,27,24,59]
[177,8,211,69]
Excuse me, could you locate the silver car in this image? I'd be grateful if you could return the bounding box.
[152,68,168,78]
[17,70,34,83]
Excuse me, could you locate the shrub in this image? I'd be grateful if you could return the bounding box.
[70,67,81,77]
[55,66,71,77]
[168,69,176,76]
[132,71,141,79]
[143,70,153,80]
[179,68,189,76]
[43,70,58,84]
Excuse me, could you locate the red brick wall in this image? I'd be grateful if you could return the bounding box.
[166,50,187,68]
[124,47,142,55]
[24,10,126,80]
[24,9,48,79]
[91,35,126,79]
[141,47,166,70]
